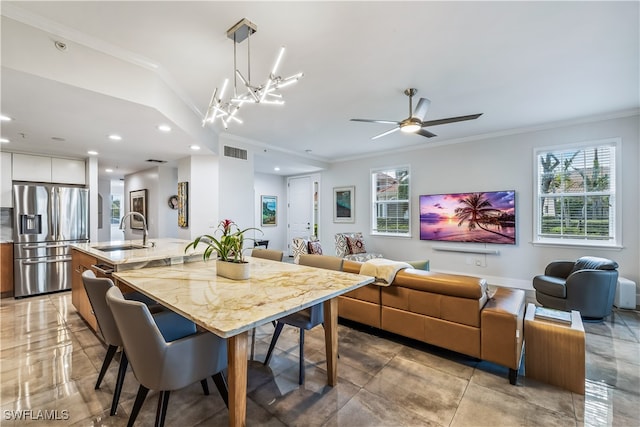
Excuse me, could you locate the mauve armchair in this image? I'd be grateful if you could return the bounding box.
[533,256,619,320]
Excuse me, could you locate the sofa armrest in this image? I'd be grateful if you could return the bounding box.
[481,288,525,372]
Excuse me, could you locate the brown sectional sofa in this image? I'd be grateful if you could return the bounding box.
[340,259,526,384]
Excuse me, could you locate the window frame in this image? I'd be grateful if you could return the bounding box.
[532,138,621,249]
[370,165,411,237]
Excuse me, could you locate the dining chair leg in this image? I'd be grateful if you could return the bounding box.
[155,390,171,427]
[299,329,305,385]
[250,327,256,360]
[110,351,128,416]
[200,378,210,396]
[95,344,118,389]
[263,322,284,366]
[127,385,149,427]
[211,371,229,408]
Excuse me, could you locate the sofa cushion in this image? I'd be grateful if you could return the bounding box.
[307,240,323,255]
[570,256,619,274]
[533,275,567,298]
[346,236,366,254]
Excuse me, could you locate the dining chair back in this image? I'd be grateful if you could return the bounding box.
[263,255,344,384]
[106,286,228,427]
[251,248,284,262]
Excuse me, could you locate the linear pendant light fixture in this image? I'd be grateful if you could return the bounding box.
[202,18,303,129]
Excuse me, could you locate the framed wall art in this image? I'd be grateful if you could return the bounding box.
[178,181,188,228]
[261,195,277,226]
[333,186,355,223]
[129,189,147,230]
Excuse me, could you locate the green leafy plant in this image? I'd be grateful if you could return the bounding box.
[185,219,262,263]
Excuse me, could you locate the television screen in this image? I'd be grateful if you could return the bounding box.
[419,191,516,244]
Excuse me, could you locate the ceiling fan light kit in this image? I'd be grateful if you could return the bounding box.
[202,18,304,129]
[351,88,483,140]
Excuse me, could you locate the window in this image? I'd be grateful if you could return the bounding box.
[371,166,410,236]
[534,139,618,246]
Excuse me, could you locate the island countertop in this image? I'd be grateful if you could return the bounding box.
[70,238,204,267]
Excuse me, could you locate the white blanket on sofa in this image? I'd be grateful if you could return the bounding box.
[360,258,412,286]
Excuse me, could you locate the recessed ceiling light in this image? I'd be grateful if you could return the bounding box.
[105,168,114,173]
[0,138,9,143]
[87,150,99,155]
[157,124,172,132]
[274,167,280,171]
[190,145,201,151]
[0,115,12,121]
[108,134,122,141]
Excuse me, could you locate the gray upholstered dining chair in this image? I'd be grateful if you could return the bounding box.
[106,286,228,427]
[248,248,284,359]
[264,254,344,384]
[533,256,619,320]
[81,270,203,416]
[251,248,284,262]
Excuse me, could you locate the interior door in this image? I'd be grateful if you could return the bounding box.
[287,176,313,256]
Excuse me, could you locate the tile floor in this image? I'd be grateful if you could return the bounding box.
[0,291,638,426]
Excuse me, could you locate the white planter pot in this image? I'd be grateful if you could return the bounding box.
[216,259,250,280]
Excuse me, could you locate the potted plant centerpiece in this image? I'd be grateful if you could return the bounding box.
[185,219,262,280]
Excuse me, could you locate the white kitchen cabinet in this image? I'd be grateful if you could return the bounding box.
[1,152,12,207]
[12,153,52,182]
[52,158,86,185]
[11,153,85,185]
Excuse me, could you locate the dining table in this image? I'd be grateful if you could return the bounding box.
[112,256,374,427]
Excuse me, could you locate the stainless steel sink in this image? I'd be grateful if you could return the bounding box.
[92,244,148,252]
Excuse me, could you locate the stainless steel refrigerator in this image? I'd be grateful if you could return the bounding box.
[13,183,89,297]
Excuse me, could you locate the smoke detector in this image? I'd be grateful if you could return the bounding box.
[54,40,67,51]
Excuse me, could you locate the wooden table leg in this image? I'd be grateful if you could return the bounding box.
[228,331,248,427]
[323,298,338,386]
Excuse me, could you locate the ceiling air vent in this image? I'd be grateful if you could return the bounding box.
[224,145,247,160]
[146,159,167,163]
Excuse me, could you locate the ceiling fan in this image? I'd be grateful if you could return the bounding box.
[350,88,482,140]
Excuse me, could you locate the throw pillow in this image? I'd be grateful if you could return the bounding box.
[346,236,366,254]
[308,241,323,255]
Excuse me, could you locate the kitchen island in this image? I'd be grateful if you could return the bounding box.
[70,238,203,331]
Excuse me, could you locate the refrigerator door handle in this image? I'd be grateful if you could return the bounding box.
[23,243,69,249]
[22,257,72,265]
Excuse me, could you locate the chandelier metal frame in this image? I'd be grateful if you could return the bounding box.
[202,18,303,129]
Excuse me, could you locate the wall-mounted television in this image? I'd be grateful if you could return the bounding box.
[419,191,516,244]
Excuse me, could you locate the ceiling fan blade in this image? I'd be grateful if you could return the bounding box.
[421,113,483,127]
[371,127,400,140]
[412,98,431,120]
[351,118,401,125]
[416,128,437,138]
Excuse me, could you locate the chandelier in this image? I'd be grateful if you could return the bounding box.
[203,18,303,129]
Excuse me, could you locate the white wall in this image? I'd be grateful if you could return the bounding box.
[254,172,287,252]
[123,165,179,240]
[97,178,111,242]
[177,155,219,240]
[320,114,639,290]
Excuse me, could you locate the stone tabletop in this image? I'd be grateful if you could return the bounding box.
[113,256,374,338]
[71,238,203,265]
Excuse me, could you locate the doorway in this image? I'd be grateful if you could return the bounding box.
[287,174,320,256]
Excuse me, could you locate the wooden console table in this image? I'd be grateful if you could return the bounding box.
[524,303,585,394]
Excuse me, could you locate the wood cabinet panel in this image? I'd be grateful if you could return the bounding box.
[71,249,98,332]
[1,243,13,296]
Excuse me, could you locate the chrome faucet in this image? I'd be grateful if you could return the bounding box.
[119,212,148,246]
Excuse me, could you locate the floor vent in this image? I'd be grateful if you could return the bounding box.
[224,145,247,160]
